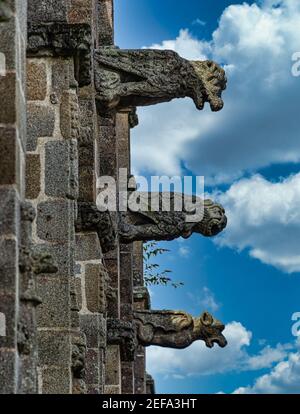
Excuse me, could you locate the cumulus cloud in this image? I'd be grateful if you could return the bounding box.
[147,322,290,378]
[215,173,300,273]
[233,340,300,394]
[132,0,300,183]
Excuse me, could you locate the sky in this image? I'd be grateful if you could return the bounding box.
[114,0,300,394]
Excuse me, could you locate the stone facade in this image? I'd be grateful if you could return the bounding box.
[0,0,227,394]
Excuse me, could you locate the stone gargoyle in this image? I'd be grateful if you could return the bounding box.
[134,310,227,349]
[94,48,226,112]
[118,192,227,244]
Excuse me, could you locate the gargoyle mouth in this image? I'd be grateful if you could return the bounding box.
[208,216,227,236]
[205,335,228,349]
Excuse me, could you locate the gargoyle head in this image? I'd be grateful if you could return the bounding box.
[193,200,227,237]
[197,312,227,348]
[191,60,227,112]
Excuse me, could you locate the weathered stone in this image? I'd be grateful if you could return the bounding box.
[25,154,41,199]
[105,345,120,386]
[51,59,75,99]
[69,0,93,24]
[80,314,106,349]
[0,349,16,393]
[41,367,70,394]
[27,22,92,87]
[0,293,17,348]
[27,104,55,151]
[37,200,74,243]
[107,319,135,362]
[85,348,100,385]
[75,233,102,261]
[0,188,19,236]
[119,193,227,243]
[0,72,16,123]
[0,239,18,294]
[85,263,109,313]
[0,19,16,69]
[28,0,68,23]
[146,373,155,395]
[27,60,47,101]
[38,330,70,366]
[45,140,78,200]
[94,48,226,112]
[135,310,227,349]
[36,276,70,328]
[76,202,116,253]
[60,91,80,140]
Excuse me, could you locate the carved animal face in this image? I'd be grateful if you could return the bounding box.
[191,60,227,112]
[193,200,227,237]
[198,312,227,348]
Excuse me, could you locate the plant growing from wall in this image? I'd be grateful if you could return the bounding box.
[143,242,184,288]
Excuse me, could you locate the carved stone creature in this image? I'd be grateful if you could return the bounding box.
[94,48,226,112]
[76,202,116,253]
[119,192,227,243]
[134,310,227,349]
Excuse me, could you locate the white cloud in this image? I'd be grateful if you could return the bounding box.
[132,0,300,183]
[188,287,221,313]
[178,246,191,258]
[233,340,300,394]
[215,173,300,273]
[192,18,206,27]
[147,321,290,378]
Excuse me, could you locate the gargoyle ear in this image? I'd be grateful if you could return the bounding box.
[200,312,213,326]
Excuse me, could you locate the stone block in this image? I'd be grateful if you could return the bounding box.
[0,293,17,348]
[41,367,70,394]
[0,72,16,124]
[85,264,103,313]
[38,330,70,366]
[27,61,47,101]
[51,59,75,100]
[68,0,93,24]
[75,233,102,261]
[104,385,121,394]
[0,349,16,393]
[25,154,41,199]
[105,345,120,385]
[0,19,16,70]
[27,104,55,151]
[80,314,106,349]
[45,140,78,200]
[28,0,68,23]
[75,276,82,311]
[60,91,80,140]
[0,239,18,294]
[36,276,70,328]
[85,348,100,385]
[0,188,19,236]
[37,200,73,243]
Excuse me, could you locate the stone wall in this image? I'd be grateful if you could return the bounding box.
[0,0,150,394]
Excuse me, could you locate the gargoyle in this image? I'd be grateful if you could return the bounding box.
[119,192,227,243]
[76,202,116,253]
[94,48,226,112]
[134,310,227,349]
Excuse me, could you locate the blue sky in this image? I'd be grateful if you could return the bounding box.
[115,0,300,394]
